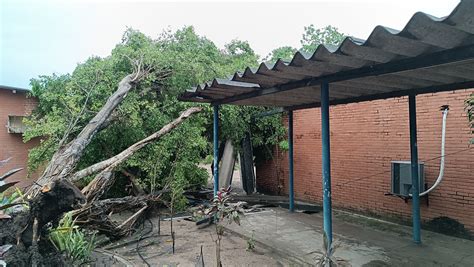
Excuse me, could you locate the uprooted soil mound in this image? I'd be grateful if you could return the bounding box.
[0,180,85,266]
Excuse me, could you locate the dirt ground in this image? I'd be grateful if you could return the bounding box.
[100,163,280,266]
[108,216,288,266]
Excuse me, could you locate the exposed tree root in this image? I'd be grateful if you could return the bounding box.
[73,195,163,238]
[1,180,85,266]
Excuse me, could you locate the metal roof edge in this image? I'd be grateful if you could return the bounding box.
[0,85,31,93]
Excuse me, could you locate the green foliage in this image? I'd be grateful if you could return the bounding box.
[246,231,256,251]
[219,106,286,158]
[265,25,345,65]
[200,188,245,266]
[49,212,96,265]
[278,140,289,151]
[0,187,26,210]
[199,188,244,228]
[264,46,297,63]
[224,39,260,71]
[301,25,345,53]
[25,26,286,198]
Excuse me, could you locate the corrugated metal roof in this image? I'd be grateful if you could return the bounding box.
[180,0,474,109]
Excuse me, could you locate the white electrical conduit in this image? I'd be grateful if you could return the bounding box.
[410,107,449,197]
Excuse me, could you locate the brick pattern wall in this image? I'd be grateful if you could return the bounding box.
[256,89,474,232]
[0,90,39,188]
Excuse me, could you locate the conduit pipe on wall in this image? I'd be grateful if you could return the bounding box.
[410,106,449,197]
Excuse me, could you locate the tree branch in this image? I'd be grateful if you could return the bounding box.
[72,107,202,182]
[77,107,202,202]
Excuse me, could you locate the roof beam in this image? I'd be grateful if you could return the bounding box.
[212,44,474,106]
[285,80,474,110]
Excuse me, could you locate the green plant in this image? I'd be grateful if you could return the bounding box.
[265,25,345,64]
[202,188,244,266]
[24,27,287,198]
[0,187,27,212]
[246,231,256,251]
[301,25,345,54]
[49,212,96,265]
[0,159,26,219]
[202,154,213,165]
[278,140,289,151]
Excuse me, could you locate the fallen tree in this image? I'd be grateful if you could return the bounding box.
[26,66,150,197]
[68,107,201,238]
[13,63,202,252]
[75,106,202,202]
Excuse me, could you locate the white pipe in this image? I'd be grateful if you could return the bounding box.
[410,108,449,197]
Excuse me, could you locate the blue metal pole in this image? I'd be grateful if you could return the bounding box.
[288,110,295,212]
[408,93,422,244]
[213,105,219,197]
[320,82,333,245]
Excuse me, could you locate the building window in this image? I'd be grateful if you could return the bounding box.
[7,115,27,134]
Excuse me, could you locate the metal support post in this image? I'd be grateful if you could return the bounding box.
[288,110,295,212]
[409,93,422,244]
[321,82,333,244]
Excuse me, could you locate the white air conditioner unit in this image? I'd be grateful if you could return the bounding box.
[391,161,425,197]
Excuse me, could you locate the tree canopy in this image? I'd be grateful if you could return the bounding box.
[265,25,345,63]
[24,27,285,203]
[264,46,297,63]
[300,25,345,54]
[24,24,348,207]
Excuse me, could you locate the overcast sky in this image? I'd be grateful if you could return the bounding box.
[0,0,460,88]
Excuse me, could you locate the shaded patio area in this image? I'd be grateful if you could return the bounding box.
[225,207,474,266]
[180,0,474,245]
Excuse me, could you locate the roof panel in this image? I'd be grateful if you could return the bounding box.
[180,0,474,109]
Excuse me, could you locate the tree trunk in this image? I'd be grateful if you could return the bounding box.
[216,238,222,267]
[26,74,141,197]
[80,107,202,202]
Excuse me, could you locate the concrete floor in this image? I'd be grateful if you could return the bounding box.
[225,207,474,266]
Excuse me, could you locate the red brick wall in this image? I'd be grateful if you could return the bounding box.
[256,89,474,232]
[0,89,39,188]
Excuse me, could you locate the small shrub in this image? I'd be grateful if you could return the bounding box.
[201,187,245,266]
[49,212,96,265]
[246,231,256,251]
[278,140,289,151]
